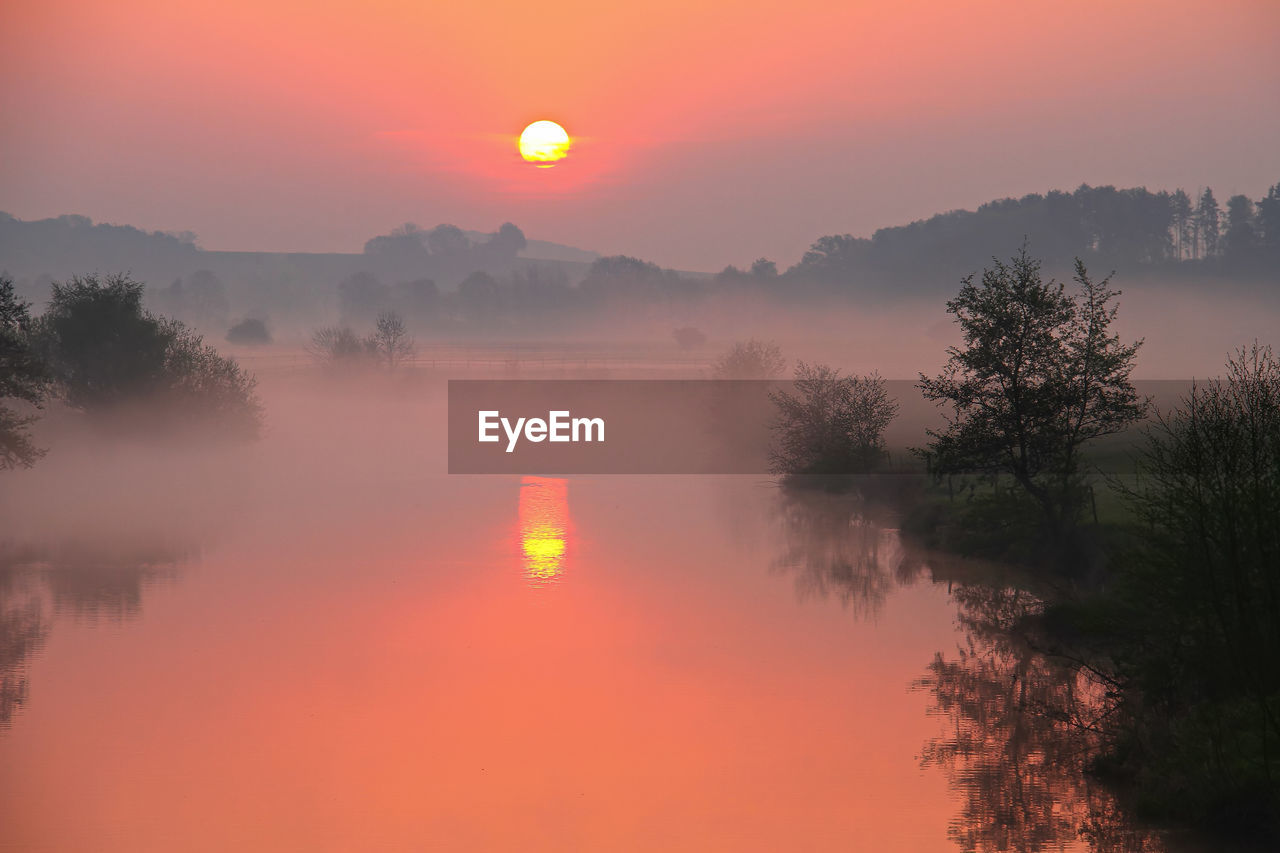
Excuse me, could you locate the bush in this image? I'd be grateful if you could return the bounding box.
[770,362,898,476]
[712,339,785,379]
[308,326,371,365]
[309,312,416,371]
[1100,343,1280,824]
[225,317,271,345]
[1041,343,1280,831]
[0,275,50,469]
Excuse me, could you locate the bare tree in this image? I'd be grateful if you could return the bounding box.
[369,311,416,370]
[308,326,368,366]
[771,362,898,475]
[712,339,785,379]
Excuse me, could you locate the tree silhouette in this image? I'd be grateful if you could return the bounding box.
[771,362,898,475]
[0,275,49,469]
[368,311,415,370]
[918,249,1144,542]
[1195,187,1221,258]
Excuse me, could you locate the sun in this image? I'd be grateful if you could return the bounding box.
[518,120,570,167]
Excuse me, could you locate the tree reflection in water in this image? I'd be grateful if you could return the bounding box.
[0,542,185,727]
[769,489,1171,852]
[917,582,1166,853]
[769,486,924,619]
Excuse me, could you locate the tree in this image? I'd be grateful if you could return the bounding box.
[771,362,898,476]
[711,339,785,379]
[308,326,369,366]
[1098,344,1280,821]
[368,311,415,370]
[918,248,1144,539]
[750,258,778,278]
[1224,194,1258,255]
[426,224,470,258]
[485,222,527,262]
[225,317,271,345]
[1195,188,1221,258]
[40,273,172,411]
[580,255,679,303]
[39,273,261,438]
[363,222,428,257]
[792,234,869,283]
[1170,188,1193,260]
[1257,183,1280,248]
[0,275,50,469]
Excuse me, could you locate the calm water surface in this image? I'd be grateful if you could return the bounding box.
[0,381,1191,851]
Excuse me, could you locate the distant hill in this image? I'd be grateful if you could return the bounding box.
[782,182,1280,296]
[2,181,1274,337]
[462,229,598,264]
[0,212,601,286]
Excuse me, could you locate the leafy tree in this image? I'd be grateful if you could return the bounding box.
[1257,183,1280,248]
[1096,344,1280,822]
[426,224,470,258]
[1170,188,1193,260]
[580,255,683,304]
[771,362,898,475]
[0,275,50,469]
[363,222,428,256]
[160,321,264,440]
[1195,188,1221,258]
[39,273,261,438]
[712,339,785,379]
[1224,194,1258,254]
[225,317,271,345]
[368,311,415,370]
[793,234,869,283]
[485,222,526,262]
[40,273,172,410]
[750,258,778,278]
[918,249,1144,539]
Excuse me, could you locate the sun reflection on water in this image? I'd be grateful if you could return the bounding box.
[518,477,570,586]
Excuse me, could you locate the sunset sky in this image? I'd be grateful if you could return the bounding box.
[2,0,1277,270]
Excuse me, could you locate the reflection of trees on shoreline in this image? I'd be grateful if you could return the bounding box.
[0,543,186,727]
[0,561,47,727]
[770,487,924,618]
[917,583,1164,852]
[768,488,1167,848]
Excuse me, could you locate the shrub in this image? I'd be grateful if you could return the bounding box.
[770,362,898,476]
[225,317,271,345]
[0,275,50,469]
[712,339,785,379]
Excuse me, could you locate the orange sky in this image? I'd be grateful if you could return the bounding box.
[2,0,1278,269]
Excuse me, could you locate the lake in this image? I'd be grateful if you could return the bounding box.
[0,373,1200,851]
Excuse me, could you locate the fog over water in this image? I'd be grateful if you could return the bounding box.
[0,349,1248,850]
[2,0,1277,844]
